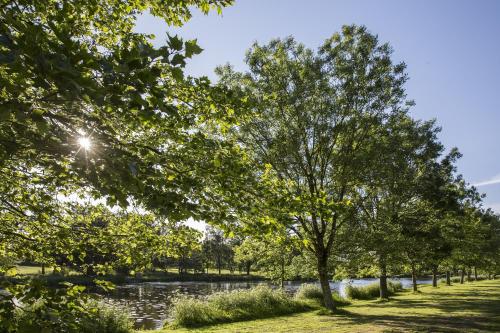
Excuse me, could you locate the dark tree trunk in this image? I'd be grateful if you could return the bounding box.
[411,264,418,292]
[379,256,388,299]
[446,271,451,286]
[460,269,465,284]
[467,268,471,282]
[474,267,478,281]
[280,256,285,289]
[246,262,251,275]
[317,252,335,310]
[432,267,438,287]
[41,263,45,275]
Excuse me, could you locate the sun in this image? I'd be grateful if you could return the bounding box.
[78,136,91,150]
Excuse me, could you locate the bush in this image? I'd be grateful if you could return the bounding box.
[346,280,403,300]
[79,300,134,333]
[170,285,310,327]
[13,299,133,333]
[2,280,133,333]
[294,284,350,306]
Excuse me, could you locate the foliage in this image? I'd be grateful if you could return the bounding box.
[0,0,236,272]
[0,279,133,333]
[170,285,310,328]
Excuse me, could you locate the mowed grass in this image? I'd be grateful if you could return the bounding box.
[141,279,500,333]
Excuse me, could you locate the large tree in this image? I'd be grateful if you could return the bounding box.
[216,25,412,309]
[0,0,236,268]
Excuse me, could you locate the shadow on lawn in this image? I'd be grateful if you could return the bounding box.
[327,282,500,332]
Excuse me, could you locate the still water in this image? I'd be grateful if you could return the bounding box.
[102,278,432,330]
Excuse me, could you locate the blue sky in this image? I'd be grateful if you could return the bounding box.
[135,0,500,213]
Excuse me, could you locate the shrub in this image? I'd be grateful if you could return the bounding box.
[346,280,403,300]
[170,285,310,328]
[80,300,134,333]
[2,280,133,333]
[294,284,350,306]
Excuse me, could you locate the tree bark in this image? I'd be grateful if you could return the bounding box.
[446,271,451,286]
[460,269,465,284]
[246,262,251,275]
[411,264,418,292]
[467,268,471,282]
[41,263,45,275]
[432,267,438,287]
[317,253,335,310]
[379,256,388,299]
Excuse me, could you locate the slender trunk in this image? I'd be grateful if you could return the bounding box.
[467,268,471,282]
[280,256,285,289]
[411,264,418,292]
[446,271,451,286]
[488,273,491,280]
[474,267,478,281]
[379,256,388,299]
[432,267,438,287]
[41,263,45,275]
[317,252,335,310]
[246,262,251,276]
[460,269,465,284]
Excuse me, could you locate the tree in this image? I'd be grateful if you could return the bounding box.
[356,113,442,297]
[203,226,234,274]
[216,25,411,309]
[0,0,235,270]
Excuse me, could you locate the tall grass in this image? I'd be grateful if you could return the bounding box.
[294,283,350,306]
[80,300,134,333]
[346,280,403,300]
[170,285,311,328]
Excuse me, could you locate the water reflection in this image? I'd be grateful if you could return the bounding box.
[102,278,432,330]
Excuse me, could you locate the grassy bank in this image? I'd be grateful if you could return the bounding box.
[141,279,500,332]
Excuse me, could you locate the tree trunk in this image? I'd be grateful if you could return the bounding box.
[446,271,451,286]
[246,262,251,275]
[379,256,388,299]
[474,267,478,281]
[432,267,438,287]
[411,264,418,292]
[317,253,335,310]
[467,268,471,282]
[41,263,45,275]
[460,269,465,284]
[280,256,285,289]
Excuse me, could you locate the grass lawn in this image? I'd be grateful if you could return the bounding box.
[143,279,500,333]
[15,265,53,275]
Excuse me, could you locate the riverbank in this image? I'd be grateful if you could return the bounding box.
[142,279,500,332]
[6,265,267,287]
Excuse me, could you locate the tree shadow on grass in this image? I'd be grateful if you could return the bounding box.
[325,282,500,332]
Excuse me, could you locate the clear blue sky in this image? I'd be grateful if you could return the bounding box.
[135,0,500,213]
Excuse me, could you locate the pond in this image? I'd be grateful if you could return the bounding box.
[102,277,433,330]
